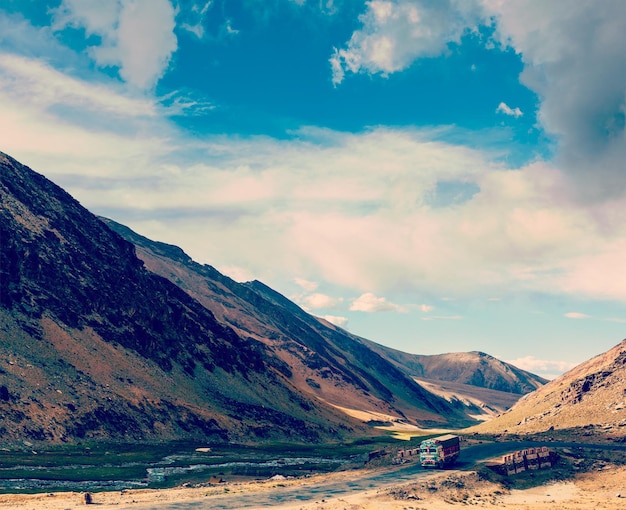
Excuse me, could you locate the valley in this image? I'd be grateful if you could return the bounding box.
[0,434,625,508]
[1,151,625,508]
[1,1,626,507]
[0,151,539,447]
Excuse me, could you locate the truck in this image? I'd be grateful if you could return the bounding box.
[419,434,461,468]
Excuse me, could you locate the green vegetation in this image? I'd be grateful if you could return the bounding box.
[0,437,400,493]
[0,442,183,493]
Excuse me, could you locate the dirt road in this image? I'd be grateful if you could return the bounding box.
[111,440,626,509]
[2,440,625,509]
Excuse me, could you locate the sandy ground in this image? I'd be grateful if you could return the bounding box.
[1,463,625,510]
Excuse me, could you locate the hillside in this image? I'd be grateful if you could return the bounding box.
[102,218,546,426]
[472,339,626,437]
[0,151,364,443]
[102,218,472,428]
[412,378,523,421]
[0,150,482,445]
[355,343,547,421]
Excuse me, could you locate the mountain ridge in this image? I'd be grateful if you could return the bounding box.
[360,341,547,394]
[101,217,470,428]
[101,217,547,426]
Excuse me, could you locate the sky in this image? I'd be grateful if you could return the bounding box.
[1,0,625,379]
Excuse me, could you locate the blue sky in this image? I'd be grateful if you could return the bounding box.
[1,0,625,379]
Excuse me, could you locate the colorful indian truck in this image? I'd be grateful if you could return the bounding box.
[419,434,461,468]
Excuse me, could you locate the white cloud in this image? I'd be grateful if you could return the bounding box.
[321,315,349,328]
[0,8,77,66]
[604,317,626,324]
[553,238,626,302]
[158,89,215,117]
[333,1,626,201]
[506,355,578,379]
[405,303,435,312]
[223,19,239,35]
[180,0,213,39]
[0,54,156,117]
[3,46,626,308]
[350,293,407,313]
[0,53,171,180]
[485,0,626,201]
[300,293,344,310]
[294,278,318,292]
[216,264,257,283]
[564,312,589,319]
[52,0,177,90]
[180,22,204,39]
[193,1,213,15]
[421,315,462,321]
[52,0,120,36]
[331,0,484,85]
[563,313,626,324]
[496,102,523,118]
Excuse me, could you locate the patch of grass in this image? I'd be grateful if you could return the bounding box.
[0,465,147,482]
[0,437,400,493]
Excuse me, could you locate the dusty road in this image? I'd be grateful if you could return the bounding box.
[110,440,626,509]
[2,440,624,509]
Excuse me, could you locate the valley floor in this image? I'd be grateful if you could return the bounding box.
[0,463,624,509]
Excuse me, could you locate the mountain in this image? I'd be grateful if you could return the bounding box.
[99,219,546,419]
[360,344,547,395]
[101,217,473,429]
[355,343,547,420]
[472,339,626,437]
[0,150,476,444]
[0,151,363,443]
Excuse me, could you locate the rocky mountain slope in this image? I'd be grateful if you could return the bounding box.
[101,219,548,421]
[0,151,365,443]
[101,218,471,429]
[472,339,626,436]
[0,150,480,444]
[357,343,547,420]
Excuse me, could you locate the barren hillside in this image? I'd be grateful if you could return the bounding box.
[472,339,626,436]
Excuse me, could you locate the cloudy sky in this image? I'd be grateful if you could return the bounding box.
[1,0,625,378]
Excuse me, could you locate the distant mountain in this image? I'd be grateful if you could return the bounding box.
[0,150,480,445]
[361,343,547,395]
[357,343,547,421]
[472,339,626,437]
